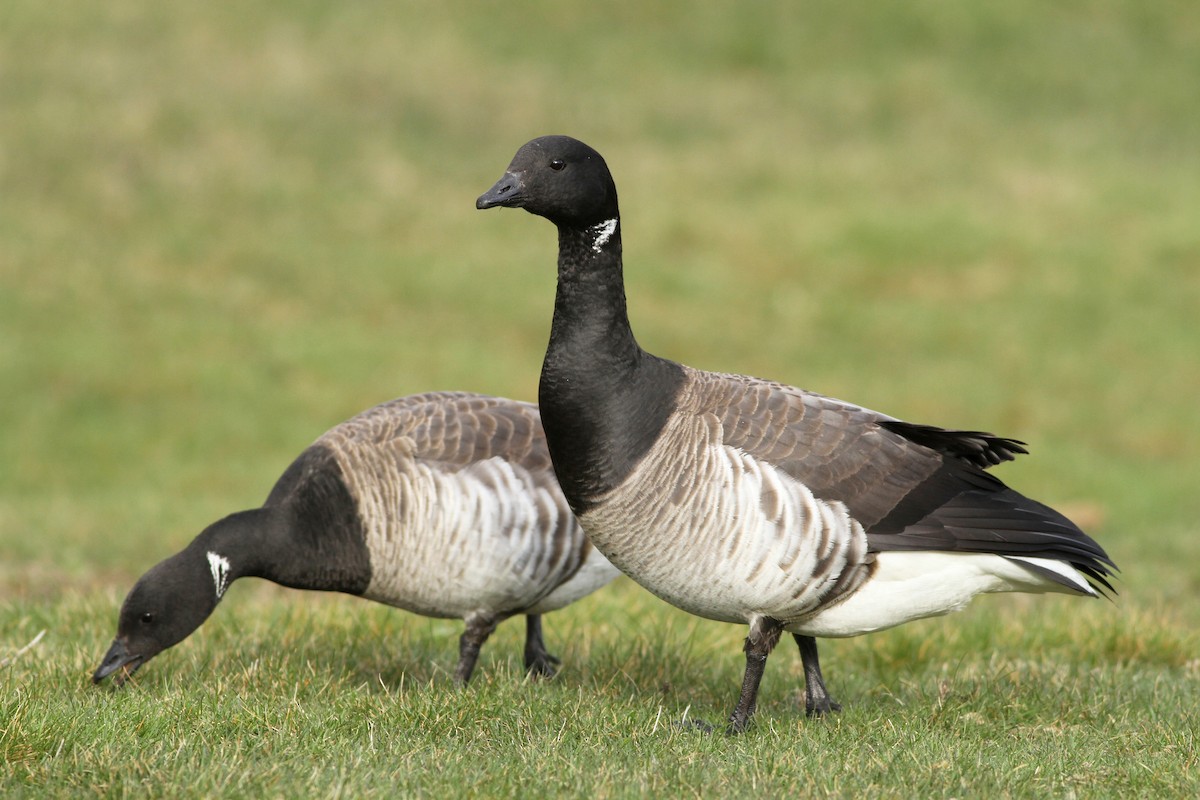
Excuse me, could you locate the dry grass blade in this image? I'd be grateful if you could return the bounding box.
[1,629,47,668]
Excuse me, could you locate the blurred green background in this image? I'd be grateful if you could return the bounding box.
[4,0,1196,598]
[2,1,1198,793]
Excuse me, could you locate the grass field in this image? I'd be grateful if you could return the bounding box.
[3,1,1199,796]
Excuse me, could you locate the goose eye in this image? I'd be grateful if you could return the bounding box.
[140,612,155,624]
[549,159,565,171]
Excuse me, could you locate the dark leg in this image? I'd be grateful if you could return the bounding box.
[794,634,842,717]
[523,615,562,678]
[454,615,499,685]
[726,618,784,734]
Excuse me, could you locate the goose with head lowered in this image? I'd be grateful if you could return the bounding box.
[477,135,1117,733]
[94,391,619,687]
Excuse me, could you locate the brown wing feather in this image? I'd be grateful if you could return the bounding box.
[677,368,1116,592]
[684,368,946,528]
[323,391,553,474]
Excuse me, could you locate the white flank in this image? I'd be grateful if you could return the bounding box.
[206,551,231,599]
[589,218,617,252]
[791,551,1090,638]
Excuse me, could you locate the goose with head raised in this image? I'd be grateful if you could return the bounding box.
[477,135,1116,733]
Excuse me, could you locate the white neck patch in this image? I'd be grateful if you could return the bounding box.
[206,551,231,599]
[589,218,618,253]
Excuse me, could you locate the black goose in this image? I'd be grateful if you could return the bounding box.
[94,392,619,686]
[477,135,1116,733]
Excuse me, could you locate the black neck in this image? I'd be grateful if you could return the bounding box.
[190,499,369,595]
[135,508,307,644]
[539,222,684,512]
[546,224,641,373]
[187,508,283,587]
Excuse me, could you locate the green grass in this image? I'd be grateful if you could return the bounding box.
[3,1,1199,796]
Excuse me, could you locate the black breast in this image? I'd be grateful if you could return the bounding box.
[263,444,372,593]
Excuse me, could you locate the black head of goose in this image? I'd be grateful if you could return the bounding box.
[94,392,619,687]
[478,136,1117,733]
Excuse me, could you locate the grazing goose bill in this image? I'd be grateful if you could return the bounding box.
[477,135,1118,734]
[93,392,619,688]
[93,638,142,684]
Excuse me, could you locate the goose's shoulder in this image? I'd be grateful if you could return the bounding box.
[678,366,895,448]
[316,392,552,473]
[673,368,994,527]
[680,367,1024,472]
